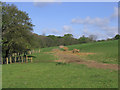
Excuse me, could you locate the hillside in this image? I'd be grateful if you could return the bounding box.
[2,40,118,88]
[67,40,118,64]
[37,40,118,64]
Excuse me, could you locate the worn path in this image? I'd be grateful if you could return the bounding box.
[52,49,118,70]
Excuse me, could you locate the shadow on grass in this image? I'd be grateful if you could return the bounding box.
[27,55,36,58]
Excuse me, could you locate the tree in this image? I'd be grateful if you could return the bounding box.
[114,34,120,40]
[2,2,34,57]
[64,34,73,38]
[78,35,90,43]
[89,35,97,41]
[63,34,74,45]
[47,35,58,46]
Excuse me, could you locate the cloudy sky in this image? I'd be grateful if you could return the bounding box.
[9,2,118,40]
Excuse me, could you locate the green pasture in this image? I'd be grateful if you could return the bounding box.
[67,40,118,64]
[2,40,118,88]
[2,63,118,88]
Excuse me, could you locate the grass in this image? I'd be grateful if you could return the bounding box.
[29,52,58,63]
[67,40,118,64]
[2,40,118,88]
[2,63,118,88]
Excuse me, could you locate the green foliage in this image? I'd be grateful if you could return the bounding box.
[2,2,34,57]
[78,35,90,43]
[114,34,120,40]
[63,34,78,45]
[31,33,79,48]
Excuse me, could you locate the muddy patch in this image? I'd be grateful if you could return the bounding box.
[77,61,118,70]
[75,52,96,56]
[52,49,118,70]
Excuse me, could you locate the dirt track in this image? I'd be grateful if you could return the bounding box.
[52,49,118,70]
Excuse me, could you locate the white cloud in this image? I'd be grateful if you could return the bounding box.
[83,28,108,40]
[51,29,59,34]
[103,26,118,37]
[39,6,118,39]
[82,25,118,40]
[72,16,109,27]
[71,7,118,40]
[41,25,74,36]
[63,25,73,33]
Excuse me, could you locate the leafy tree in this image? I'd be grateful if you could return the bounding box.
[78,35,90,43]
[63,34,74,45]
[64,34,73,38]
[2,2,34,57]
[114,34,120,40]
[47,35,58,46]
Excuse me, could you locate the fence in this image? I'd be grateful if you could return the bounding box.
[1,49,41,65]
[32,49,40,53]
[1,56,33,65]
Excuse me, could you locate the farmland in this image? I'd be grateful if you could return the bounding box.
[1,2,119,89]
[2,40,118,88]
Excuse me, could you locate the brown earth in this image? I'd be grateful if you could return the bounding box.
[52,49,118,70]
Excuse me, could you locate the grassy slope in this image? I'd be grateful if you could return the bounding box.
[67,40,118,64]
[2,40,118,88]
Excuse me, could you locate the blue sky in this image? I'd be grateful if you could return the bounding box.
[9,2,118,40]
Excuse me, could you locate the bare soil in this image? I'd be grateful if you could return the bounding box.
[52,49,118,70]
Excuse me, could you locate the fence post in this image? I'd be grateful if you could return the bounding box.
[33,50,34,53]
[6,58,8,64]
[12,53,14,57]
[15,53,17,56]
[39,49,40,53]
[18,52,19,56]
[30,51,32,55]
[10,56,12,64]
[31,57,32,62]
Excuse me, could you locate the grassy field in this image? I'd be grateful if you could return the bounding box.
[67,40,118,64]
[2,40,118,88]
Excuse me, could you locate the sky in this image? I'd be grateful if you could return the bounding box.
[8,2,118,40]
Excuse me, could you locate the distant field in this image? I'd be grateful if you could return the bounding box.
[33,40,118,64]
[67,40,118,64]
[2,40,118,88]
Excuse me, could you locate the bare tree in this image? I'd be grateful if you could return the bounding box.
[89,35,97,41]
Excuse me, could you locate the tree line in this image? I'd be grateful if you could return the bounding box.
[31,34,97,48]
[1,2,119,58]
